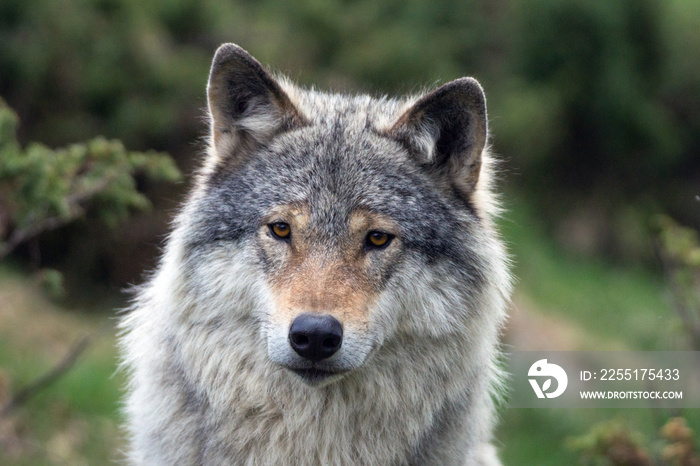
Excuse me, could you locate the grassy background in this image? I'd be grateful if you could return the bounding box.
[0,269,123,465]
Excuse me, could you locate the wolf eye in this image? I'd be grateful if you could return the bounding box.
[269,222,291,240]
[365,231,393,249]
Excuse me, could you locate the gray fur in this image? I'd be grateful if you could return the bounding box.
[120,43,512,465]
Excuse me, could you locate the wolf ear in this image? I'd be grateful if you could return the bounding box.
[207,43,306,153]
[387,78,488,197]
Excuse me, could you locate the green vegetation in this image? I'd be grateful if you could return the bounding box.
[0,265,124,465]
[1,0,699,463]
[568,418,700,465]
[503,199,676,350]
[655,215,700,350]
[0,99,181,262]
[2,0,699,278]
[1,0,698,231]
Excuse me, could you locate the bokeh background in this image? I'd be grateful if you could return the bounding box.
[1,0,699,464]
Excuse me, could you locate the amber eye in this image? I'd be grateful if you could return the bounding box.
[366,231,393,249]
[270,222,291,240]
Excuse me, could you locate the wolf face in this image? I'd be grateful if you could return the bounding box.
[169,44,497,388]
[122,43,511,465]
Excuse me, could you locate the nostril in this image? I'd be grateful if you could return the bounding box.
[292,334,310,347]
[322,336,340,350]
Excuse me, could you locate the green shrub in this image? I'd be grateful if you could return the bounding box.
[0,98,181,261]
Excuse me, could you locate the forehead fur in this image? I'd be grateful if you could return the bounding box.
[185,78,491,283]
[276,75,416,135]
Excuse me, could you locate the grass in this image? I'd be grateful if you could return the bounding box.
[496,197,699,464]
[0,265,124,465]
[500,197,679,350]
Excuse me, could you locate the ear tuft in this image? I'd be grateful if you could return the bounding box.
[387,77,488,197]
[207,43,306,154]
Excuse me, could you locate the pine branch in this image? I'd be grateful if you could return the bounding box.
[0,176,113,259]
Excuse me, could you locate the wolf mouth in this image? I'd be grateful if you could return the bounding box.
[290,367,347,383]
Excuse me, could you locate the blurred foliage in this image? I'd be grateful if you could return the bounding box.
[1,3,698,463]
[36,268,66,301]
[657,216,700,268]
[504,0,678,186]
[568,420,652,465]
[660,417,700,466]
[0,266,123,465]
[1,0,699,273]
[569,417,700,466]
[655,215,700,350]
[0,98,181,271]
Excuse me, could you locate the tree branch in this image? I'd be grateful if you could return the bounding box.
[0,336,90,418]
[0,176,114,259]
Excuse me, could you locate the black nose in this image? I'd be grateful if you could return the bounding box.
[288,314,343,362]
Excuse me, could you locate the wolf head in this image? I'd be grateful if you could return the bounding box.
[166,44,507,388]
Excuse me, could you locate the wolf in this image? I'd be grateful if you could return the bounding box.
[120,43,512,465]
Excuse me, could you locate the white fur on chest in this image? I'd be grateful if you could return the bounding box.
[126,302,494,466]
